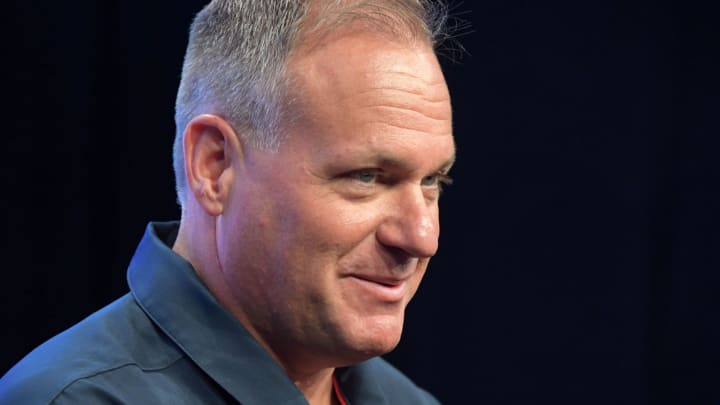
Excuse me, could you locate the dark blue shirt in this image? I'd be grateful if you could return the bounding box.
[0,222,440,404]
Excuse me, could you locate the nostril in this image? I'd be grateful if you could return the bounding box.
[389,245,413,262]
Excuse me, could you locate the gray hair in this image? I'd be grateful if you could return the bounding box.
[173,0,450,206]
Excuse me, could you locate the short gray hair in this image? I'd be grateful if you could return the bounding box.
[173,0,449,205]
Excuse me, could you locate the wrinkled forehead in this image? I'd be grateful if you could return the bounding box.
[286,31,450,125]
[280,33,454,170]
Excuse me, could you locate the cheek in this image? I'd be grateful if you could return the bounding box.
[285,195,382,251]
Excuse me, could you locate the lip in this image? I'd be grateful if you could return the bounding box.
[346,274,408,303]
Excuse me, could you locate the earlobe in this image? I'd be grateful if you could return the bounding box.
[183,114,240,216]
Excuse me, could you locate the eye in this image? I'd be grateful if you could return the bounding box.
[421,173,454,188]
[421,174,438,186]
[349,169,381,184]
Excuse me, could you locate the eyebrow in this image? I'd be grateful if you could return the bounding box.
[439,154,457,172]
[370,152,456,174]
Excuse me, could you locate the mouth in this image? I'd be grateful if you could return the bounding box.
[346,274,408,303]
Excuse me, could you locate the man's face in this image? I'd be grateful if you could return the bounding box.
[216,33,454,371]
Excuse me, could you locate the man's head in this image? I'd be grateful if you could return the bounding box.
[172,0,454,377]
[173,0,449,205]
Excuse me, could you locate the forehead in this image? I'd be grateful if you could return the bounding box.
[286,33,453,147]
[291,32,448,101]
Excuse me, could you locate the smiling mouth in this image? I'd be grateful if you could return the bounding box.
[356,275,401,286]
[347,275,407,302]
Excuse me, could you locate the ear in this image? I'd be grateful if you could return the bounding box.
[182,114,241,216]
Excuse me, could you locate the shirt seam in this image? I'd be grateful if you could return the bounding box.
[48,355,187,404]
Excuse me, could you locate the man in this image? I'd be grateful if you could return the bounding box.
[0,0,455,403]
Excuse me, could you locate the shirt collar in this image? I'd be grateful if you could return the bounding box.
[127,221,308,404]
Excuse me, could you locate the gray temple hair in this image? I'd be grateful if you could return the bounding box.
[173,0,450,206]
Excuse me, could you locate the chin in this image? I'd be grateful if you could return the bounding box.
[337,316,404,363]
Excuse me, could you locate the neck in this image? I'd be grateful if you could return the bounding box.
[292,367,337,405]
[173,217,340,405]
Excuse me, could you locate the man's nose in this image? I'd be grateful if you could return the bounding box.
[375,186,439,258]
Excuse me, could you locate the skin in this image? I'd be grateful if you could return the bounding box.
[173,32,454,405]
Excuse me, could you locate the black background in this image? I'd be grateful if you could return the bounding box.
[2,1,718,404]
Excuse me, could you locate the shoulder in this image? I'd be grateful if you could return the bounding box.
[0,294,184,404]
[339,357,441,404]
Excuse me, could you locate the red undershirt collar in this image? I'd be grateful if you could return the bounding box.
[332,373,349,405]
